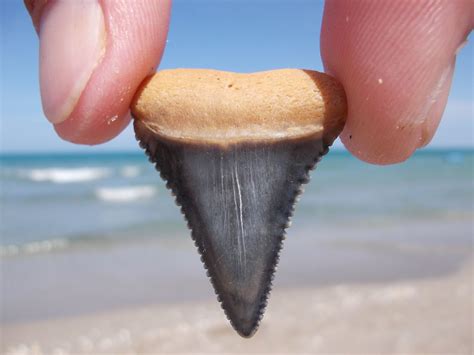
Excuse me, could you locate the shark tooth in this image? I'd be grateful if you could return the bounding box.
[132,68,347,337]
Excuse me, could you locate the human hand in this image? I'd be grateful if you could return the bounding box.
[26,0,472,164]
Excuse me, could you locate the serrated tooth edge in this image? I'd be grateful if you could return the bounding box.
[135,128,331,336]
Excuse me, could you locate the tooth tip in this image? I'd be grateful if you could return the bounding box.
[227,313,259,338]
[216,266,275,338]
[235,324,258,338]
[192,224,280,338]
[223,299,265,338]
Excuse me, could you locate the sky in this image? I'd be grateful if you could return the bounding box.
[0,0,472,153]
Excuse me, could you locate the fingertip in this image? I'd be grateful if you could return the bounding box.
[54,111,131,145]
[339,61,455,165]
[321,0,472,164]
[35,0,171,144]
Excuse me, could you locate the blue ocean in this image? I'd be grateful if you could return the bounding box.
[1,149,472,257]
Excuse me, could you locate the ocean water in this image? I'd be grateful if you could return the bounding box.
[0,149,472,257]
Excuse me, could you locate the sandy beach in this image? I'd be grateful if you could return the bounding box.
[2,257,472,354]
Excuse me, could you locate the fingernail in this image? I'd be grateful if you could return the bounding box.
[39,0,106,124]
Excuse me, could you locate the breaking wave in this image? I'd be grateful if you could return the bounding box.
[120,165,141,178]
[95,185,156,203]
[0,239,69,257]
[20,167,110,183]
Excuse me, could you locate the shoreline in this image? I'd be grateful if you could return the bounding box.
[3,257,472,354]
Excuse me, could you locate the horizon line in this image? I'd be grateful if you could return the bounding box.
[1,146,473,157]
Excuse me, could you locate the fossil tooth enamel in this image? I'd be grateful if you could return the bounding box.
[131,68,347,337]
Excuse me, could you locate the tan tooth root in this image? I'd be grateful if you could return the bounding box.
[131,68,347,146]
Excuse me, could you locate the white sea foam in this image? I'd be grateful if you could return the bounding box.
[120,166,141,178]
[21,167,110,183]
[0,239,69,257]
[95,185,156,202]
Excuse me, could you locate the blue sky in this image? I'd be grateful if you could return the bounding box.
[1,0,472,153]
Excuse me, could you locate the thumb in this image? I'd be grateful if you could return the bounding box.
[25,0,171,144]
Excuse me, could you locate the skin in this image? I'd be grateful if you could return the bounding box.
[25,0,473,165]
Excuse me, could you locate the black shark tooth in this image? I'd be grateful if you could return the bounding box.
[131,68,347,337]
[135,123,329,337]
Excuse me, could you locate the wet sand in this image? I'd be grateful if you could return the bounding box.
[2,258,472,354]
